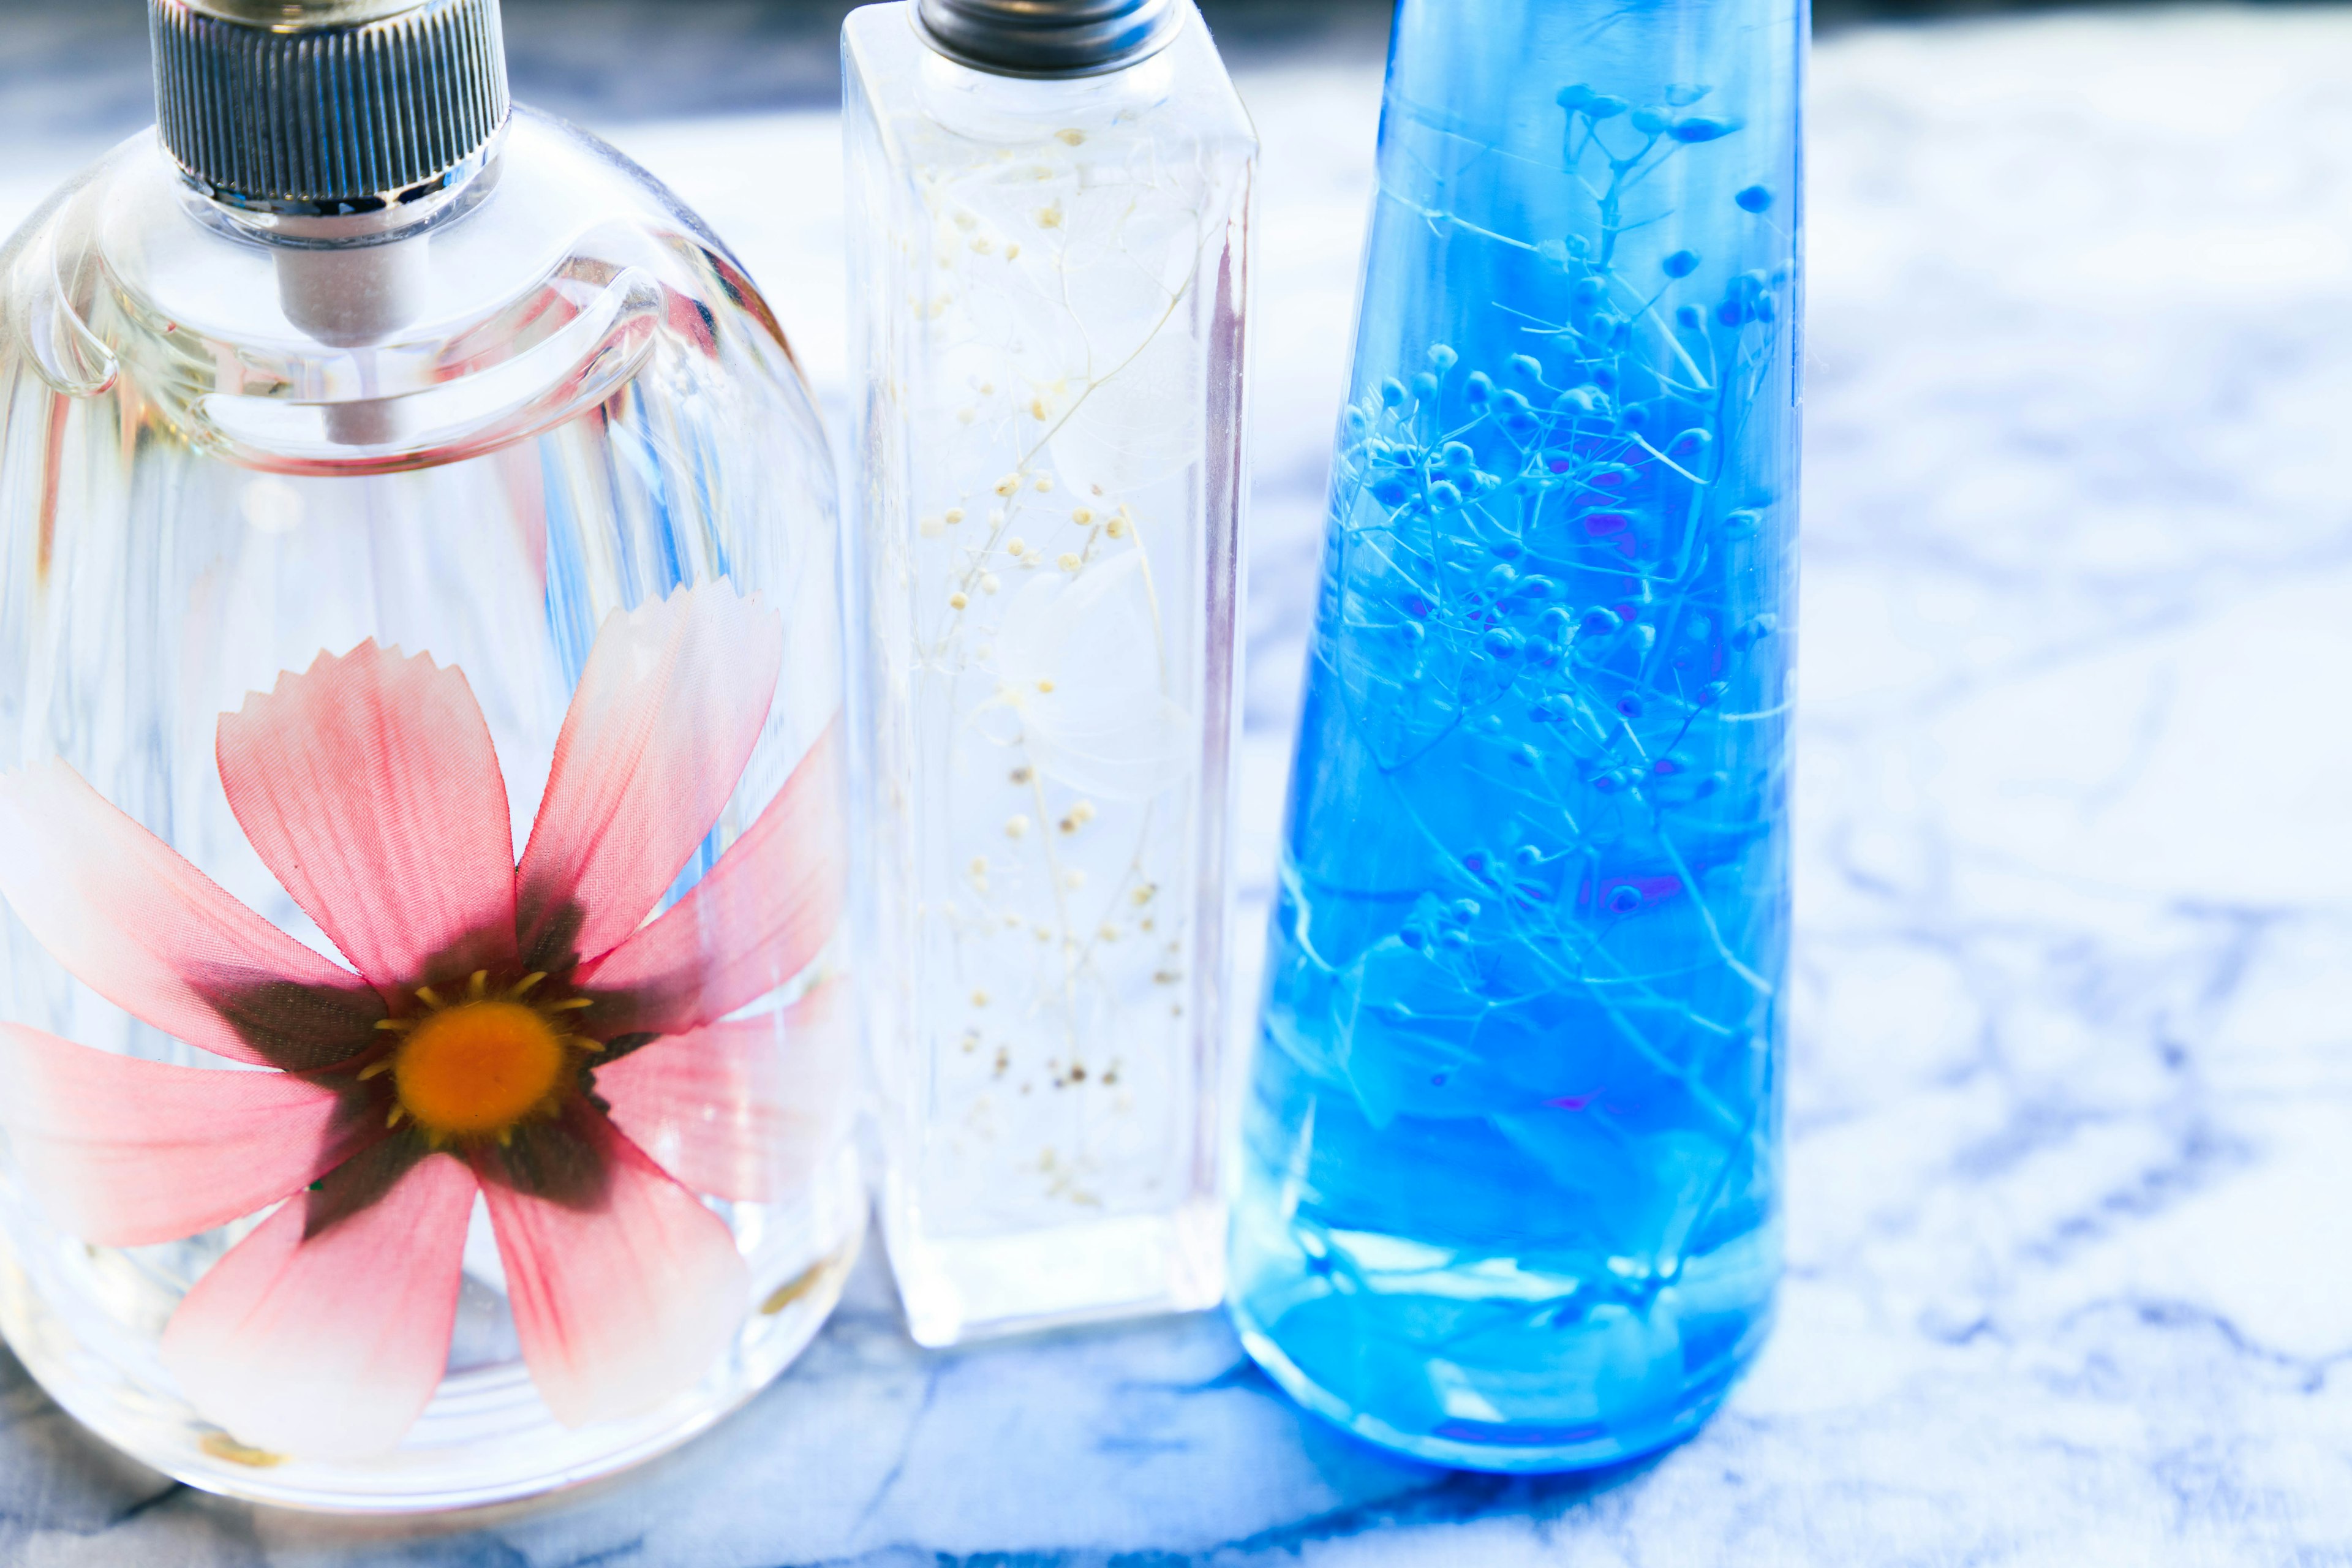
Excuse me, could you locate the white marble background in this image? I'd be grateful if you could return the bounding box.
[3,6,2351,1564]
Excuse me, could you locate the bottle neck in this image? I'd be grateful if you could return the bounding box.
[196,140,502,348]
[914,0,1185,78]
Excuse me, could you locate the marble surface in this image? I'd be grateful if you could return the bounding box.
[6,6,2352,1563]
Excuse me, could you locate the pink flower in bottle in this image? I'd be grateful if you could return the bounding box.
[0,583,846,1461]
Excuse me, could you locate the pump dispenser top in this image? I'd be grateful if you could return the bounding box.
[152,0,508,212]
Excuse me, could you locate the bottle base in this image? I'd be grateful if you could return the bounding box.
[1226,1292,1748,1474]
[883,1197,1224,1347]
[0,1153,867,1514]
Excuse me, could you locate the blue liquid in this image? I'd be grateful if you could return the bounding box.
[1231,0,1802,1471]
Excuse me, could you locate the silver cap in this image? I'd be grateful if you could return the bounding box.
[914,0,1184,78]
[151,0,510,213]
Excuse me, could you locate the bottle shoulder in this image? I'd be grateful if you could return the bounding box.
[845,2,1255,176]
[0,109,818,473]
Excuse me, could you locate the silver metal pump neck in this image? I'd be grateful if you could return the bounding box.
[914,0,1183,78]
[150,0,510,214]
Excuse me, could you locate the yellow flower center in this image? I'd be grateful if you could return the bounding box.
[369,973,598,1144]
[394,1001,565,1139]
[364,968,602,1142]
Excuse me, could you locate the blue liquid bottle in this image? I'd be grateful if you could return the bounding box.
[1229,0,1802,1472]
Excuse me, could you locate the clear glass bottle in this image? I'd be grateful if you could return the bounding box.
[1229,0,1801,1471]
[0,0,859,1511]
[844,0,1253,1345]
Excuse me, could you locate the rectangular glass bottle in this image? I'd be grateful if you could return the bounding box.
[844,0,1254,1344]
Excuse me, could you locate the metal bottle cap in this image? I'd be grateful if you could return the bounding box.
[914,0,1184,78]
[150,0,510,214]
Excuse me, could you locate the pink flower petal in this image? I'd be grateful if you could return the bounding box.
[0,760,383,1069]
[162,1144,477,1463]
[514,584,785,974]
[0,1023,381,1248]
[476,1103,749,1428]
[217,643,520,998]
[595,976,855,1204]
[575,718,844,1039]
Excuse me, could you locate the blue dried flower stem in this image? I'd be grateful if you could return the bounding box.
[1338,137,1777,1046]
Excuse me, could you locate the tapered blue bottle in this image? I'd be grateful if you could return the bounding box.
[1229,0,1801,1472]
